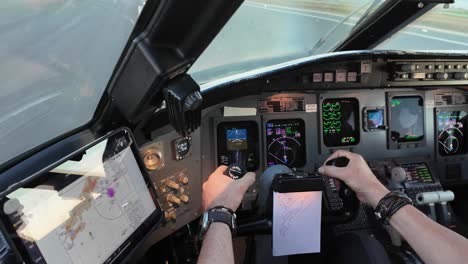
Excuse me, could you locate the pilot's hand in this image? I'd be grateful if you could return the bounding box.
[318,150,390,208]
[202,165,256,211]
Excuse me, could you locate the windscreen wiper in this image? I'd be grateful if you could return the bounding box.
[308,0,382,55]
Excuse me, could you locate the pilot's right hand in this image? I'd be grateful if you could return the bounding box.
[318,150,390,208]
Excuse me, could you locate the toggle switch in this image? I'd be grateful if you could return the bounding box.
[167,194,181,205]
[180,194,190,203]
[166,180,180,190]
[165,211,177,222]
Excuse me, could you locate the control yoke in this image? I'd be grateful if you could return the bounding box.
[236,165,360,236]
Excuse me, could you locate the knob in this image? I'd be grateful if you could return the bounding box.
[165,211,177,222]
[398,64,415,72]
[179,175,189,185]
[435,72,449,80]
[425,65,433,70]
[180,194,190,203]
[166,180,180,190]
[183,91,203,111]
[455,64,462,70]
[435,64,443,70]
[391,167,407,184]
[445,65,452,70]
[167,194,181,205]
[143,151,162,171]
[453,72,468,80]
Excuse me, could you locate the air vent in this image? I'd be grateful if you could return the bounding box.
[163,75,202,137]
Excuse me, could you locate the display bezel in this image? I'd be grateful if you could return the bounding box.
[0,128,163,264]
[435,106,468,157]
[321,97,361,147]
[265,118,307,168]
[387,92,426,149]
[216,120,260,171]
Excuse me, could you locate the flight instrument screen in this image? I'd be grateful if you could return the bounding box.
[390,96,425,143]
[437,110,467,156]
[322,98,360,147]
[266,119,306,168]
[2,133,158,264]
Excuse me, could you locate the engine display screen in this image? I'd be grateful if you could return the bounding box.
[226,129,248,151]
[266,119,306,168]
[322,98,360,147]
[437,110,467,156]
[390,96,425,143]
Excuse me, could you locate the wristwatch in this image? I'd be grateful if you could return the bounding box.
[197,206,236,242]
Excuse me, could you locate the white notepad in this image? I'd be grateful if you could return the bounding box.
[272,191,322,256]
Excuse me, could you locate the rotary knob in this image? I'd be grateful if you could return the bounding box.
[453,72,468,80]
[143,151,162,170]
[398,64,415,72]
[435,72,449,80]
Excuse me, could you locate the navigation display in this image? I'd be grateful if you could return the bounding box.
[437,110,467,156]
[322,98,360,147]
[266,119,306,168]
[2,130,160,264]
[390,96,425,143]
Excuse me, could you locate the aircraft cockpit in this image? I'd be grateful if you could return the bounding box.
[1,0,468,263]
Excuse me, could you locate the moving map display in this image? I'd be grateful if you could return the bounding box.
[266,119,306,168]
[437,110,467,156]
[2,130,159,264]
[389,96,425,143]
[322,98,360,147]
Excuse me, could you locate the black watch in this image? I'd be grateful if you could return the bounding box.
[197,206,236,242]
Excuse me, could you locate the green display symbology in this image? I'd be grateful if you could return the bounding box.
[322,98,360,147]
[322,102,342,134]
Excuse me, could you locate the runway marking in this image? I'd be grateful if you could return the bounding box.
[245,1,349,19]
[244,1,356,26]
[245,1,468,48]
[402,31,468,48]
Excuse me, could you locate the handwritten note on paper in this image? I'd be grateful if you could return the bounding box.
[272,191,322,256]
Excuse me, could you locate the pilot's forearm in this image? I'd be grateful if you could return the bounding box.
[390,205,468,264]
[198,223,234,264]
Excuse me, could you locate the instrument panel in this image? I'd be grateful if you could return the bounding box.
[207,89,468,185]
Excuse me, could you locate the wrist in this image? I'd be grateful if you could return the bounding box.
[367,183,390,209]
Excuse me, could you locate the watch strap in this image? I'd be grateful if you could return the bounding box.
[208,206,236,232]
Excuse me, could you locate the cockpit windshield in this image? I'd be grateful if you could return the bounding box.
[0,0,145,165]
[377,2,468,50]
[189,0,385,85]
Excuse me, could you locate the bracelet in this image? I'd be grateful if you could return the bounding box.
[374,192,412,226]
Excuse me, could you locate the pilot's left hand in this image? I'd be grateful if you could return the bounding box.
[202,165,256,211]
